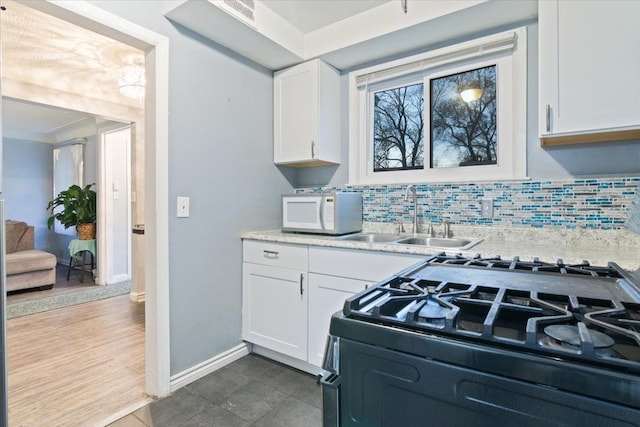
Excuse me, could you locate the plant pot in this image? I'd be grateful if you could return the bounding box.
[77,223,96,240]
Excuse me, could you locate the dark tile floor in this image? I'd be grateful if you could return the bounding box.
[108,354,323,427]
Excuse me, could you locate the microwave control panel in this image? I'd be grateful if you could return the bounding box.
[323,197,335,230]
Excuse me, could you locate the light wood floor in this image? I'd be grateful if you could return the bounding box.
[7,295,148,427]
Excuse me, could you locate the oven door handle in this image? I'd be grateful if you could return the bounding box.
[320,372,342,388]
[320,371,341,427]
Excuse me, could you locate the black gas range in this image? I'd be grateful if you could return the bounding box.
[320,254,640,427]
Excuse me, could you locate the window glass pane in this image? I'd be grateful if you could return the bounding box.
[373,83,424,172]
[430,65,497,168]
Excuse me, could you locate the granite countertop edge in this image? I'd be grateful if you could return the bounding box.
[241,225,640,271]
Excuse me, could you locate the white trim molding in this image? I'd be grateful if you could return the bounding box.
[129,291,146,303]
[170,344,251,392]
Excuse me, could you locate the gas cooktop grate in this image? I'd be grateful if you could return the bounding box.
[430,253,626,278]
[343,254,640,373]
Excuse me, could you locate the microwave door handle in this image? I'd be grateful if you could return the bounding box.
[319,197,325,230]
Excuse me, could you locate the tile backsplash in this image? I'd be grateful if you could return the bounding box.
[297,177,640,230]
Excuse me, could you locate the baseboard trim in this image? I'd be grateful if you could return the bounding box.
[252,345,323,376]
[111,273,131,284]
[169,343,250,392]
[129,291,146,302]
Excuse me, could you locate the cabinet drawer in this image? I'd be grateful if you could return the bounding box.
[243,240,308,270]
[309,247,423,282]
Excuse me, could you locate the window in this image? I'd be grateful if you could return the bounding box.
[349,28,527,184]
[373,82,424,171]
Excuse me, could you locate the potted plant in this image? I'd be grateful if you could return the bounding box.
[47,183,97,240]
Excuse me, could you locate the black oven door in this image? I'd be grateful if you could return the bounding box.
[330,338,640,427]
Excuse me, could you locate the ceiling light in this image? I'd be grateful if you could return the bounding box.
[118,65,145,100]
[460,88,483,103]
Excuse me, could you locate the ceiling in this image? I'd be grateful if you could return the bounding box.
[1,0,535,142]
[2,98,97,143]
[0,0,143,143]
[2,0,392,142]
[166,0,537,71]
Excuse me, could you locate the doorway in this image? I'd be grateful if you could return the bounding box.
[98,125,132,286]
[1,0,170,406]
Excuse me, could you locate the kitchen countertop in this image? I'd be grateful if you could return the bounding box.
[242,223,640,272]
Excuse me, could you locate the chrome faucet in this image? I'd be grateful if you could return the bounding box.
[404,185,418,236]
[443,220,450,238]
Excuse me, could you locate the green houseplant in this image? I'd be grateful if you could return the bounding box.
[47,183,97,240]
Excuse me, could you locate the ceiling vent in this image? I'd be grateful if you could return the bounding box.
[222,0,255,24]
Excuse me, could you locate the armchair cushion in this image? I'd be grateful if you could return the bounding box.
[6,220,35,254]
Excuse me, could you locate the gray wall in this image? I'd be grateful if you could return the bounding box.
[84,135,98,188]
[91,1,294,374]
[2,138,53,251]
[296,21,640,188]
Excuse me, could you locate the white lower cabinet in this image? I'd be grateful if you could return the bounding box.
[242,263,308,360]
[242,241,308,361]
[308,274,370,367]
[242,240,424,369]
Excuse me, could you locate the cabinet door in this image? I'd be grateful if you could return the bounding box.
[242,263,307,360]
[539,0,640,136]
[307,273,370,367]
[274,61,318,164]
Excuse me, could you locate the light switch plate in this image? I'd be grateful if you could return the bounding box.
[177,196,190,218]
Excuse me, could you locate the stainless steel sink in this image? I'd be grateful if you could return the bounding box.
[336,233,481,250]
[394,236,480,250]
[336,233,401,243]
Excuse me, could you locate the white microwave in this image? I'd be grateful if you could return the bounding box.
[282,192,362,235]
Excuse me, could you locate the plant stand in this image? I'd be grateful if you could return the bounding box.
[67,239,96,283]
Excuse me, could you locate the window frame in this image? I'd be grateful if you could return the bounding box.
[348,27,528,185]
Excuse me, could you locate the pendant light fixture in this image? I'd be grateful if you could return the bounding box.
[460,88,483,103]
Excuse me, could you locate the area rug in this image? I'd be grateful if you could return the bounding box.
[7,281,132,319]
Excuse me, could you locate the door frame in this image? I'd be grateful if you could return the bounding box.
[25,1,171,397]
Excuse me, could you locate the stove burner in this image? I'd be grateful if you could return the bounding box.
[417,298,451,319]
[544,324,615,348]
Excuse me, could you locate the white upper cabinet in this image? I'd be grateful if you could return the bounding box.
[539,0,640,145]
[274,59,340,167]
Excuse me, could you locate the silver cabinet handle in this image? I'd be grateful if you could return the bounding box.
[299,273,304,295]
[311,141,315,159]
[545,104,551,133]
[263,250,279,258]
